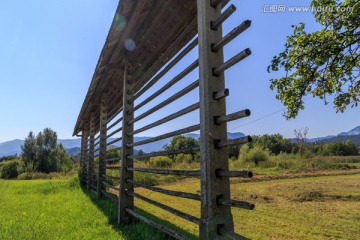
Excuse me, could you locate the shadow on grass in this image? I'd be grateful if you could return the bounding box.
[78,174,197,240]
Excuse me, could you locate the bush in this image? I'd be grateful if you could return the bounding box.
[149,156,173,168]
[174,154,193,163]
[0,160,19,179]
[239,145,269,166]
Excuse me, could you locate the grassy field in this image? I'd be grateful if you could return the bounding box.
[0,176,168,240]
[1,173,359,239]
[133,174,360,239]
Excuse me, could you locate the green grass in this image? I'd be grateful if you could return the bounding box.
[134,174,360,239]
[0,176,169,240]
[1,164,360,239]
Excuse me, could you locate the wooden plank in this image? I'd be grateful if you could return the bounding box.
[127,168,200,176]
[127,124,200,147]
[129,80,199,124]
[126,208,189,240]
[127,179,200,201]
[119,64,134,225]
[128,103,199,136]
[197,0,235,238]
[88,115,96,191]
[127,146,200,160]
[127,191,200,224]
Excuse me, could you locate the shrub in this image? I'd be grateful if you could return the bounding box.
[149,156,173,168]
[239,146,269,166]
[174,154,193,163]
[0,160,19,179]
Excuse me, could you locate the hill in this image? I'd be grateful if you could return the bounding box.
[314,134,360,146]
[0,132,245,157]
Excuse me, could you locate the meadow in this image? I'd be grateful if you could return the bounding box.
[1,171,359,239]
[0,176,168,240]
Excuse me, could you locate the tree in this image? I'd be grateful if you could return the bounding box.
[21,128,72,173]
[294,127,309,157]
[163,135,199,161]
[268,0,359,119]
[253,134,293,155]
[21,131,37,171]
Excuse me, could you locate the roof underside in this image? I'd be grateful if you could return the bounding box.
[73,0,198,135]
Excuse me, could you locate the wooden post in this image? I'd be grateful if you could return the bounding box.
[97,96,107,199]
[119,64,134,224]
[197,0,235,238]
[87,115,95,191]
[80,130,87,174]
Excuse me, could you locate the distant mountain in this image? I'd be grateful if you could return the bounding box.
[0,139,24,157]
[307,135,336,143]
[66,147,81,156]
[3,126,359,157]
[338,126,360,136]
[0,132,245,157]
[314,134,360,147]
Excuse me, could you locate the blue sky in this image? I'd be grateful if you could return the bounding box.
[0,0,358,143]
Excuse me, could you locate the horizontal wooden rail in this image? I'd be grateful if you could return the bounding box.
[213,88,229,100]
[94,147,100,153]
[211,4,236,30]
[103,157,121,163]
[90,189,97,196]
[101,190,118,203]
[212,20,251,52]
[127,167,200,176]
[127,179,200,201]
[107,117,123,131]
[127,191,200,224]
[127,124,200,147]
[216,170,253,178]
[106,107,123,124]
[128,103,200,136]
[129,80,199,125]
[107,127,122,139]
[126,208,189,240]
[105,165,121,170]
[218,227,249,240]
[219,199,255,210]
[213,48,251,76]
[106,146,121,153]
[130,38,198,102]
[215,136,252,149]
[106,137,122,147]
[130,60,199,114]
[102,174,121,181]
[214,109,250,125]
[102,181,120,191]
[127,146,200,160]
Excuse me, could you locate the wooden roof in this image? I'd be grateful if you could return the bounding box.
[73,0,198,136]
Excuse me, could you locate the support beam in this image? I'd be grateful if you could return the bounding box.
[119,64,134,225]
[81,129,88,174]
[87,115,95,191]
[97,95,107,199]
[197,0,235,238]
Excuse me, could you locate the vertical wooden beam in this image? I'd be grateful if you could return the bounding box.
[81,129,89,175]
[80,131,85,173]
[97,96,107,199]
[87,115,95,191]
[197,0,235,239]
[119,64,134,224]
